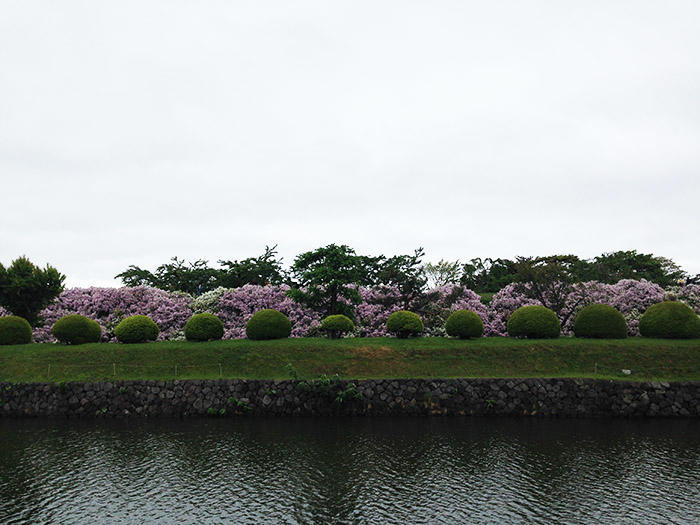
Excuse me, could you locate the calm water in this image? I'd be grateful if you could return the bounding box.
[0,417,698,524]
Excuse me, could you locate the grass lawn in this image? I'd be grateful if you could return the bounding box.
[0,338,698,383]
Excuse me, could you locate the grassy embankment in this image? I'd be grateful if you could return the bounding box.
[0,338,698,383]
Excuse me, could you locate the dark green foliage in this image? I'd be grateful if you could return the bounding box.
[184,313,224,341]
[507,306,561,339]
[512,255,587,328]
[581,250,687,287]
[114,315,159,344]
[375,248,428,309]
[320,314,354,338]
[0,256,65,326]
[52,314,102,344]
[461,257,519,292]
[445,310,484,339]
[386,311,424,338]
[639,301,700,339]
[288,244,381,318]
[216,245,287,288]
[246,309,292,340]
[573,304,627,339]
[115,246,286,295]
[0,316,33,345]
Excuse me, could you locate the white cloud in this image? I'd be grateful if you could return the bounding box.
[1,1,699,286]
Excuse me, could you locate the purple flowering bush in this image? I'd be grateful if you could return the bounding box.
[205,284,320,339]
[484,279,665,336]
[33,286,193,342]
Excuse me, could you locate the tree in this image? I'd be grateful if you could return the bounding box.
[460,257,519,292]
[375,248,428,309]
[424,259,461,288]
[115,246,287,295]
[216,245,287,288]
[583,250,687,286]
[116,257,217,295]
[512,255,586,328]
[0,256,65,325]
[287,244,380,318]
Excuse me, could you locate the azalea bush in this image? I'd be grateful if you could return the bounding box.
[33,286,193,342]
[484,279,665,336]
[212,284,320,339]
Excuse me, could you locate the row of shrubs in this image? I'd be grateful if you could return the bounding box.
[1,300,698,345]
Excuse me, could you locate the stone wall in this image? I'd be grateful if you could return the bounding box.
[0,378,697,418]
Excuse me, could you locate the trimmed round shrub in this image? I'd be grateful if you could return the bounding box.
[386,311,424,338]
[114,315,159,344]
[0,316,33,345]
[639,301,700,339]
[321,314,355,338]
[184,313,224,341]
[573,304,627,339]
[445,310,484,339]
[52,314,102,344]
[507,306,560,339]
[246,309,292,340]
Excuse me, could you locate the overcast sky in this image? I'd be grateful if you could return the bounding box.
[1,1,699,287]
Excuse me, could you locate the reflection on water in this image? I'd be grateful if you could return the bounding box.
[0,417,698,524]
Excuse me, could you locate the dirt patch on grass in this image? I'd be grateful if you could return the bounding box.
[344,346,410,377]
[348,346,396,360]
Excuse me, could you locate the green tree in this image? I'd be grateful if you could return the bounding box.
[461,257,519,292]
[216,245,287,288]
[512,255,587,327]
[376,248,428,309]
[0,256,65,325]
[115,246,287,295]
[116,257,217,295]
[288,244,380,318]
[424,259,461,288]
[582,250,687,286]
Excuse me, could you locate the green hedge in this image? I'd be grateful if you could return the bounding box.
[0,316,33,345]
[114,315,160,344]
[185,313,224,341]
[386,311,423,338]
[507,306,560,339]
[246,309,292,340]
[321,314,354,338]
[574,304,627,339]
[445,310,484,339]
[52,314,102,344]
[639,301,700,339]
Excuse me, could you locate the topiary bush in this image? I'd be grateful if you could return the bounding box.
[386,311,424,338]
[320,314,355,338]
[114,315,159,343]
[573,304,627,339]
[0,316,33,345]
[52,314,102,344]
[246,309,292,340]
[507,306,560,339]
[639,301,700,339]
[445,310,484,339]
[184,313,224,341]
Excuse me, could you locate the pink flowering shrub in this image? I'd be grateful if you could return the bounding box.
[418,285,488,336]
[484,279,665,336]
[202,284,320,339]
[0,306,9,317]
[354,286,404,337]
[354,284,487,337]
[34,286,193,342]
[672,284,700,314]
[484,284,541,336]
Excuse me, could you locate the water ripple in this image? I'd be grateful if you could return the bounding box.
[0,417,698,524]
